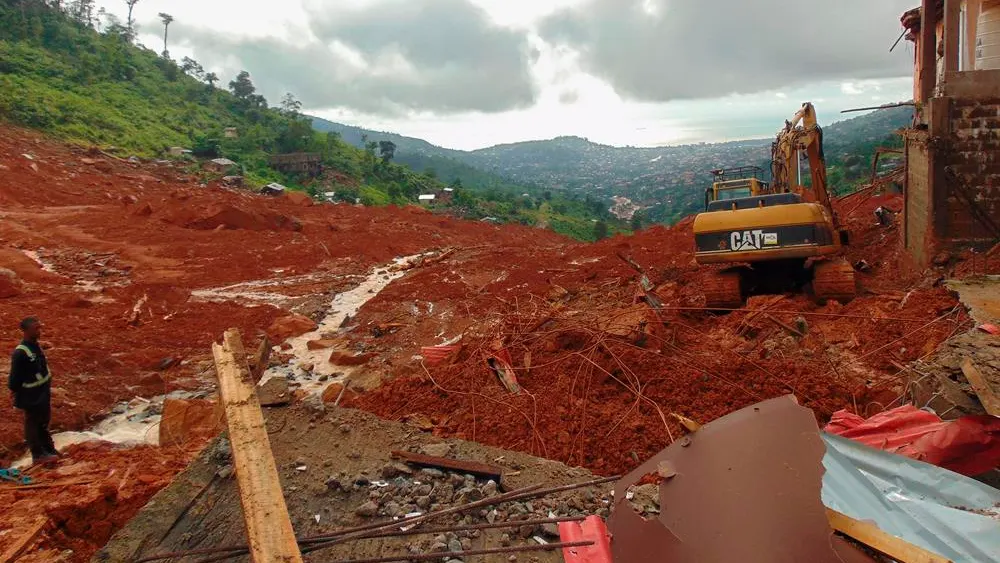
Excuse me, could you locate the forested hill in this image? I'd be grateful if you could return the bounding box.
[0,1,619,241]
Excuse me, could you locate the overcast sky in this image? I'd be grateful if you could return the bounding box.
[95,0,918,150]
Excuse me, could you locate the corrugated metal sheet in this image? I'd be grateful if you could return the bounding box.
[822,432,1000,563]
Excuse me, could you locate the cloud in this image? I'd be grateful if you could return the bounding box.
[173,0,537,115]
[540,0,916,103]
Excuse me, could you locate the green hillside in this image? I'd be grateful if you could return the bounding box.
[0,1,619,241]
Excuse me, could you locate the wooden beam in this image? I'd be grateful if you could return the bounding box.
[968,0,982,71]
[0,517,47,563]
[826,508,953,563]
[921,0,939,103]
[961,358,1000,416]
[944,0,962,73]
[212,328,303,563]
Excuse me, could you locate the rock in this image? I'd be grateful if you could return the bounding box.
[480,480,498,497]
[216,465,233,479]
[307,339,339,350]
[257,377,290,407]
[338,423,352,434]
[794,317,809,336]
[383,501,402,517]
[541,523,560,537]
[355,501,379,517]
[421,468,446,479]
[325,475,347,491]
[460,538,472,551]
[416,495,431,509]
[419,442,453,457]
[381,463,413,478]
[321,383,345,404]
[0,268,23,299]
[159,399,220,447]
[430,542,449,553]
[499,533,511,547]
[267,314,317,342]
[448,539,463,553]
[328,351,375,366]
[93,160,113,173]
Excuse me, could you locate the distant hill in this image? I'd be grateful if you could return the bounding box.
[312,105,911,224]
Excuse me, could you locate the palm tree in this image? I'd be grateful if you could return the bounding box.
[158,12,173,57]
[125,0,139,38]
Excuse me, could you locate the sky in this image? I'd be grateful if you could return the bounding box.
[94,0,919,150]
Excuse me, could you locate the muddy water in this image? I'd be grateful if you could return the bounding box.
[263,252,430,396]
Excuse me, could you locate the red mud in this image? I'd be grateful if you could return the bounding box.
[0,124,985,556]
[343,189,966,476]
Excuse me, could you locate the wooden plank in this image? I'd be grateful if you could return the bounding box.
[390,451,503,483]
[0,516,47,563]
[961,358,1000,416]
[826,508,952,563]
[212,328,303,563]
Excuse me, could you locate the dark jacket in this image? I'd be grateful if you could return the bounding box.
[8,340,51,409]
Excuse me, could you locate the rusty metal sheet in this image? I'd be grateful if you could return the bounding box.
[608,395,875,563]
[390,451,504,483]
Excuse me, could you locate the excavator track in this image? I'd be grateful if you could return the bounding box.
[811,259,857,304]
[704,270,744,310]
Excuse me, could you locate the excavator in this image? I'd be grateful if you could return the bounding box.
[692,102,857,309]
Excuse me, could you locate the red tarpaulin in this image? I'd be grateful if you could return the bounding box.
[825,405,1000,476]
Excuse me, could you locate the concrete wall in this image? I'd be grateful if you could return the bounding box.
[905,132,933,264]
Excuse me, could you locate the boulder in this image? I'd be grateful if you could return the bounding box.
[267,314,317,342]
[0,268,23,298]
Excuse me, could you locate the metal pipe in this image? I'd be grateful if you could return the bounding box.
[144,476,617,563]
[840,102,916,114]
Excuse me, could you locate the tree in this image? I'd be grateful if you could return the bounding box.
[630,211,644,231]
[180,56,204,79]
[125,0,138,38]
[279,92,301,117]
[158,12,172,57]
[378,140,396,164]
[204,72,218,88]
[594,220,609,241]
[229,70,256,99]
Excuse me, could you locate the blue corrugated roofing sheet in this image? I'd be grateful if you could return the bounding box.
[822,432,1000,562]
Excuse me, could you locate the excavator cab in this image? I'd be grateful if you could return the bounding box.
[704,166,772,210]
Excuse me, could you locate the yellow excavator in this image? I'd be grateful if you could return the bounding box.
[692,102,856,309]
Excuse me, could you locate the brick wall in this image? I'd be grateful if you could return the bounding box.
[946,98,1000,246]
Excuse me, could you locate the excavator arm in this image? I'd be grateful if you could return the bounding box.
[771,103,838,229]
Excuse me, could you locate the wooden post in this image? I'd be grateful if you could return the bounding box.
[945,0,962,73]
[212,328,303,563]
[826,508,953,563]
[961,358,1000,415]
[921,0,939,103]
[968,0,983,70]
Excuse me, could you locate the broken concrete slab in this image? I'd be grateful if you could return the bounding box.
[258,377,291,407]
